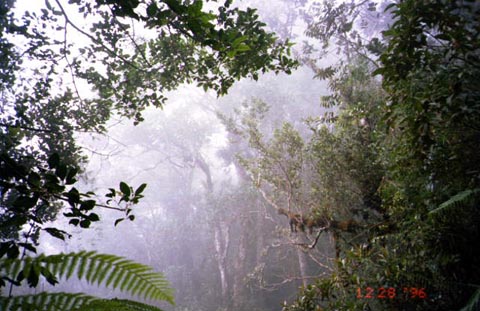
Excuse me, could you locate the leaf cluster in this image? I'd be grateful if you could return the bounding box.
[1,149,148,281]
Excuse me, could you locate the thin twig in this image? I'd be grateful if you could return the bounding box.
[108,6,153,68]
[54,0,140,70]
[61,18,85,104]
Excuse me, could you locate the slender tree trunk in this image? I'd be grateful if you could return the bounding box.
[296,248,308,287]
[195,154,231,298]
[214,221,230,297]
[232,231,247,309]
[255,204,265,267]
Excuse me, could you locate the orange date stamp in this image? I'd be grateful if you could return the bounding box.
[356,287,427,299]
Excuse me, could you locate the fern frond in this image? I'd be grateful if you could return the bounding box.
[0,293,165,311]
[0,292,96,311]
[429,188,480,214]
[0,251,174,304]
[78,298,166,311]
[460,287,480,311]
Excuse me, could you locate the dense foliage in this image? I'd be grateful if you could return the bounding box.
[273,0,480,310]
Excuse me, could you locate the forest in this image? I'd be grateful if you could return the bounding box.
[0,0,479,310]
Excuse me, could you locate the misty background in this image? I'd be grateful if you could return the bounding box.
[13,1,337,310]
[5,0,478,310]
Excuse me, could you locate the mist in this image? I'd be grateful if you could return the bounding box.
[2,1,479,311]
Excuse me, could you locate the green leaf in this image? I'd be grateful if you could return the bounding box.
[146,2,158,17]
[65,167,78,185]
[164,0,184,14]
[192,0,203,13]
[13,195,39,210]
[232,35,248,47]
[66,188,80,207]
[120,182,131,197]
[79,219,91,228]
[88,213,100,222]
[430,189,480,214]
[28,172,41,188]
[18,243,37,254]
[106,188,116,198]
[55,164,68,180]
[115,218,124,226]
[44,228,69,241]
[236,43,251,52]
[40,266,58,286]
[460,288,480,311]
[47,153,60,169]
[0,293,168,311]
[80,200,96,211]
[135,183,147,196]
[45,0,52,10]
[0,252,174,304]
[384,2,397,12]
[69,219,80,226]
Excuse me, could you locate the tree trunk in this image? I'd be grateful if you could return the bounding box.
[296,248,308,288]
[214,221,230,297]
[232,231,247,309]
[194,154,231,297]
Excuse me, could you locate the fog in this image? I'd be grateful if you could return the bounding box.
[7,1,333,309]
[4,0,477,310]
[32,63,330,309]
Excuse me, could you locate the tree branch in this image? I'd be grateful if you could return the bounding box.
[53,0,140,70]
[0,122,69,134]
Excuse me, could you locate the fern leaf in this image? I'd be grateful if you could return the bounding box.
[76,250,96,280]
[461,287,480,311]
[0,293,166,311]
[66,251,81,279]
[120,268,134,291]
[430,188,480,214]
[0,251,174,305]
[78,297,166,311]
[91,256,112,285]
[112,263,128,289]
[21,257,32,281]
[0,292,97,311]
[45,253,63,276]
[91,253,115,282]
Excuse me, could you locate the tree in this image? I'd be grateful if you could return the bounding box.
[225,60,386,311]
[372,1,480,309]
[282,0,480,310]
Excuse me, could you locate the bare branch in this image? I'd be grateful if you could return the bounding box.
[293,228,328,249]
